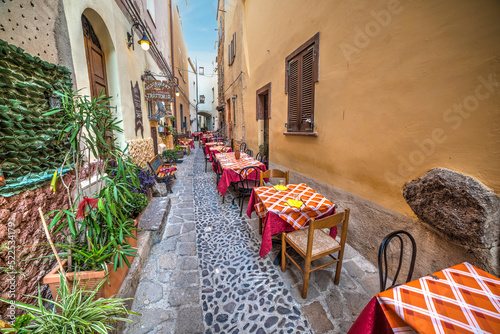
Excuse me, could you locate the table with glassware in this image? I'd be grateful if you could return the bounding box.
[247,183,336,257]
[204,141,225,156]
[348,262,500,334]
[215,152,267,195]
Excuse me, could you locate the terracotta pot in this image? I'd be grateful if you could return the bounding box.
[43,218,139,301]
[235,150,241,160]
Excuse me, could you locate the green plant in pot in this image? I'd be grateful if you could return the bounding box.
[38,88,146,300]
[161,149,177,163]
[0,272,139,333]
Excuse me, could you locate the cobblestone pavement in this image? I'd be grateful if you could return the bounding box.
[124,146,379,334]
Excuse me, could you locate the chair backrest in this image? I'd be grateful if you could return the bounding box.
[378,230,417,292]
[237,166,263,189]
[307,208,350,256]
[149,155,163,173]
[260,169,289,186]
[239,142,247,152]
[255,152,263,162]
[245,149,253,157]
[215,159,223,175]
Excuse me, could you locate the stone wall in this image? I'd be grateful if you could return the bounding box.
[0,173,75,322]
[128,137,155,167]
[269,161,499,280]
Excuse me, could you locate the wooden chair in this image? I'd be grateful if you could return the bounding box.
[378,230,417,292]
[232,166,263,217]
[281,208,350,298]
[259,169,289,186]
[147,155,176,193]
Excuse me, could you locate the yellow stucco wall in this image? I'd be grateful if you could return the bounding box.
[234,0,500,217]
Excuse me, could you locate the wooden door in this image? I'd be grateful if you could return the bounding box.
[151,127,158,156]
[263,93,269,166]
[82,14,108,99]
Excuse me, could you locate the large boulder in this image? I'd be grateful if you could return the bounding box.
[403,168,500,249]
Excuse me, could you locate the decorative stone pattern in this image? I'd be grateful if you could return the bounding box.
[0,38,72,197]
[0,172,75,322]
[127,137,154,167]
[403,168,500,249]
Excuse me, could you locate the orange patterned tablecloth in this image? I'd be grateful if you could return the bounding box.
[253,183,335,230]
[179,139,195,149]
[349,262,500,334]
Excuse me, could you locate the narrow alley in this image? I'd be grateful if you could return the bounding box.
[123,146,378,334]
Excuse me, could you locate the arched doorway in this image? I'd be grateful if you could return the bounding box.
[82,14,108,99]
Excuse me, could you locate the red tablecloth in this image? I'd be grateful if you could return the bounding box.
[247,184,336,257]
[215,152,267,196]
[349,262,500,334]
[204,142,225,156]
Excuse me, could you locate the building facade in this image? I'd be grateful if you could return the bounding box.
[217,0,500,276]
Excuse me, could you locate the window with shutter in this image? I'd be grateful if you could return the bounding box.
[285,33,319,133]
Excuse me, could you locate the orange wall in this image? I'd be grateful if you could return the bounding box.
[235,0,500,216]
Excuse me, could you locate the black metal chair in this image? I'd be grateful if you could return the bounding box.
[245,149,253,157]
[233,166,263,217]
[255,151,264,162]
[378,230,417,292]
[214,158,223,186]
[239,142,247,152]
[204,151,210,172]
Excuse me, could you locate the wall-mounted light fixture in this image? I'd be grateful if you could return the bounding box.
[175,88,180,97]
[232,94,237,102]
[127,22,151,51]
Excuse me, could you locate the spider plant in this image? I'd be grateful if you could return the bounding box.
[0,272,139,333]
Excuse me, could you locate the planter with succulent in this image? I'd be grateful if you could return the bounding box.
[0,272,138,333]
[35,88,149,301]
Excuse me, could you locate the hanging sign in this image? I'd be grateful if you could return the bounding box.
[144,79,173,103]
[131,81,144,138]
[0,165,5,186]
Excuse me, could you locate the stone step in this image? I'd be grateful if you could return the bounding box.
[138,196,171,244]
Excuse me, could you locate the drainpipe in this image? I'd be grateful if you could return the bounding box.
[195,58,199,132]
[169,0,177,128]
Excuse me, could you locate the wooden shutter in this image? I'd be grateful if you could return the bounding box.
[287,58,300,131]
[300,45,314,131]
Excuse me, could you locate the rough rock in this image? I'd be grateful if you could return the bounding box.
[403,168,500,248]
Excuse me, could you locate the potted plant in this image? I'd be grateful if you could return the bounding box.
[174,145,184,159]
[161,149,178,163]
[37,88,146,300]
[0,272,139,333]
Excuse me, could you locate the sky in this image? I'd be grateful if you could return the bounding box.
[175,0,218,67]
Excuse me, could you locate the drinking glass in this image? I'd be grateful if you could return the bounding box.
[279,179,285,186]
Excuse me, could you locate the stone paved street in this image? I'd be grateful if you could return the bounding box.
[123,146,379,334]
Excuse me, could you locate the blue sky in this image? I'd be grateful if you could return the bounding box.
[176,0,218,58]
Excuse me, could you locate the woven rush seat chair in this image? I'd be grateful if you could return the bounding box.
[147,155,176,193]
[281,208,350,298]
[259,169,289,186]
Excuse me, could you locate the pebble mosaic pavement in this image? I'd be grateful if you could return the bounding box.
[123,146,378,334]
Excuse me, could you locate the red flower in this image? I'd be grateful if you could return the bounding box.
[76,197,99,219]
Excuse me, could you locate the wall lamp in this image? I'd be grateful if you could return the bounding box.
[232,94,237,102]
[127,22,151,51]
[175,88,180,96]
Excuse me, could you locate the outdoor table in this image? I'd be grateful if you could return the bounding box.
[247,183,336,257]
[179,138,195,149]
[208,146,232,161]
[348,262,500,334]
[215,152,267,196]
[204,142,225,156]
